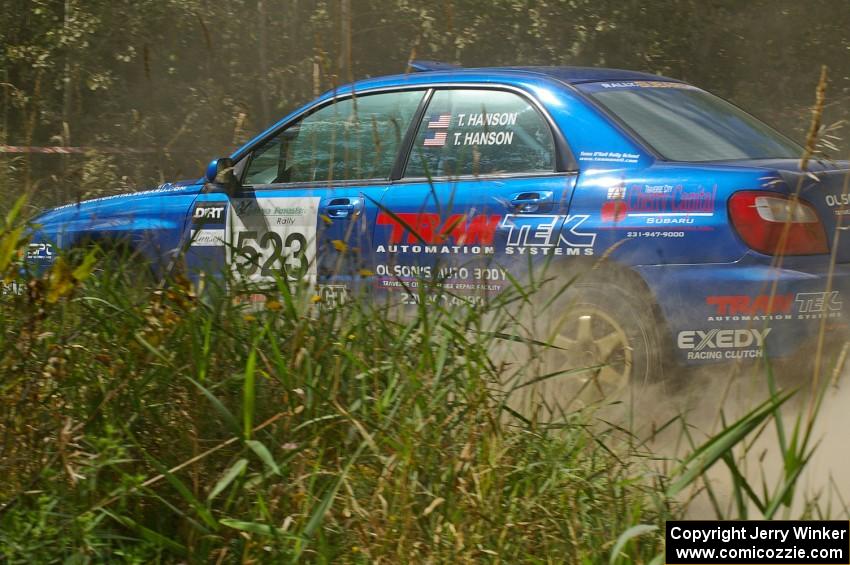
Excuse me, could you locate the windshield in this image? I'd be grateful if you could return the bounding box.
[579,81,802,162]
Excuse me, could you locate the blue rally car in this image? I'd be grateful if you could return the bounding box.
[18,62,850,386]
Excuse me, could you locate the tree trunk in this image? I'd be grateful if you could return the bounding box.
[339,0,352,84]
[257,0,270,125]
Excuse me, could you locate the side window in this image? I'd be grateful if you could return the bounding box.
[244,90,424,185]
[405,89,556,178]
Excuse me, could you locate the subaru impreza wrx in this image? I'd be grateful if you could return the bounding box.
[17,62,850,386]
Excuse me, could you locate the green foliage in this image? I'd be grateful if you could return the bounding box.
[0,242,680,562]
[1,1,849,207]
[0,227,842,561]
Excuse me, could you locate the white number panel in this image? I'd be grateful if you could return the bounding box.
[227,197,320,285]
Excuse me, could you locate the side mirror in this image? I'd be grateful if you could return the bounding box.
[204,157,239,193]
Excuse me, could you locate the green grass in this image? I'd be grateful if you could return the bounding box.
[0,203,843,562]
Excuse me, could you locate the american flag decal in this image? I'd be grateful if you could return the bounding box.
[423,131,447,147]
[607,186,626,200]
[427,113,451,129]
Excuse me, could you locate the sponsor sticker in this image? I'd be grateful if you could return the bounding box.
[316,284,350,309]
[190,203,228,247]
[1,280,25,296]
[579,151,640,164]
[677,328,771,360]
[375,212,500,255]
[502,214,596,256]
[228,197,320,284]
[52,183,188,211]
[375,212,597,256]
[705,291,842,322]
[824,193,850,216]
[374,263,508,302]
[583,81,698,92]
[601,183,716,224]
[25,242,54,262]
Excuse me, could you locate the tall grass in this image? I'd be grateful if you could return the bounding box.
[0,226,845,563]
[0,233,680,562]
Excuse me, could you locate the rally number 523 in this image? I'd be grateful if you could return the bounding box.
[234,230,308,280]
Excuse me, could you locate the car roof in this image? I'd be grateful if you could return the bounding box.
[411,61,680,84]
[338,62,683,96]
[493,65,682,84]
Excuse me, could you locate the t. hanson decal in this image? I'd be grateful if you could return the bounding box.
[677,328,771,360]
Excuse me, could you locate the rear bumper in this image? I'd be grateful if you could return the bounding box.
[637,256,850,365]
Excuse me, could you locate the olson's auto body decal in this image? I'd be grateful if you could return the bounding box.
[825,193,850,216]
[228,197,320,285]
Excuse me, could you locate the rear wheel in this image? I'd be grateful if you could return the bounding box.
[541,280,666,403]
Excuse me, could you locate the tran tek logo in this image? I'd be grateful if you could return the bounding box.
[376,212,501,245]
[706,292,842,321]
[502,214,596,256]
[677,328,771,360]
[795,291,842,313]
[503,214,596,247]
[707,294,794,317]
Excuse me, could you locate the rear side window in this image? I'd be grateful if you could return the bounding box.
[579,82,801,162]
[404,89,555,178]
[244,90,424,185]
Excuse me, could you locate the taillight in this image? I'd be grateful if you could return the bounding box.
[729,191,828,255]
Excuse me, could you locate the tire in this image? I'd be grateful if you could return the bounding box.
[69,241,156,289]
[538,279,666,403]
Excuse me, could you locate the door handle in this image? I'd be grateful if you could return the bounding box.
[509,191,553,213]
[323,197,364,219]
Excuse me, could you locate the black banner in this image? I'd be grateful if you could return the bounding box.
[666,521,849,564]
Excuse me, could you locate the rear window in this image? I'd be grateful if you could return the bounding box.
[579,81,801,162]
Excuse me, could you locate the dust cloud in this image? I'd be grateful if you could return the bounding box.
[639,360,850,519]
[492,314,850,519]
